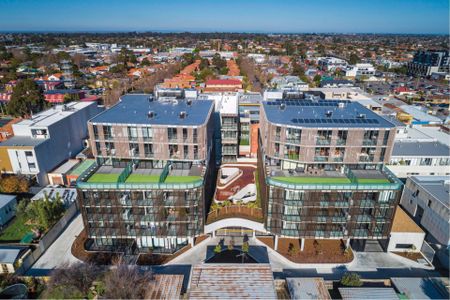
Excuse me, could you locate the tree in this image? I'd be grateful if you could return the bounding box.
[288,243,299,256]
[313,74,322,84]
[23,195,65,230]
[292,62,305,77]
[63,93,80,103]
[214,243,222,254]
[349,53,360,65]
[7,79,46,117]
[43,262,101,299]
[102,259,153,299]
[212,53,226,70]
[340,272,363,287]
[0,175,29,193]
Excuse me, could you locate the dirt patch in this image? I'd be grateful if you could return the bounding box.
[257,236,274,248]
[393,251,428,263]
[275,238,353,264]
[137,245,191,265]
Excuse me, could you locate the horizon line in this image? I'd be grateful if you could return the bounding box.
[0,29,448,36]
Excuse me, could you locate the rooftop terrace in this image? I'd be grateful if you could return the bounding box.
[263,100,396,128]
[77,160,205,190]
[90,94,214,126]
[266,165,402,190]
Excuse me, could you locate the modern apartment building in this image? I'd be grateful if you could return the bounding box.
[407,50,450,77]
[0,102,101,185]
[400,176,449,267]
[258,99,403,250]
[77,94,215,253]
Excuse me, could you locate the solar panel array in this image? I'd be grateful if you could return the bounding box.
[291,118,380,124]
[266,100,349,107]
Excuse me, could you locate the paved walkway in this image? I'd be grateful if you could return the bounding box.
[27,214,83,275]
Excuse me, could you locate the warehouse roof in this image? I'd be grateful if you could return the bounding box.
[392,141,449,157]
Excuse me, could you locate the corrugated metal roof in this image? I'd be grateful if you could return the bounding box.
[146,274,184,300]
[391,277,450,300]
[392,141,450,157]
[286,277,331,300]
[338,287,399,300]
[189,264,276,299]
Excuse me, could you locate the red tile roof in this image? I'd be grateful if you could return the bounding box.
[206,79,242,86]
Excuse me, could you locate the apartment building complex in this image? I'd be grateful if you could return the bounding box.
[0,102,101,185]
[258,99,403,250]
[407,50,449,77]
[77,95,215,253]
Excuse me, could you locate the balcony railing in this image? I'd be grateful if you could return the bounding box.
[314,156,329,162]
[316,138,331,145]
[206,205,263,224]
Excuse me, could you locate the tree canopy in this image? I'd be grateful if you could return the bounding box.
[7,79,46,117]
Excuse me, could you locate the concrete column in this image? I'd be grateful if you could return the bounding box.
[346,238,351,248]
[212,230,216,238]
[300,238,305,251]
[252,230,256,238]
[188,237,194,246]
[274,235,279,251]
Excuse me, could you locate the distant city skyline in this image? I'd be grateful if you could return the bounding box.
[0,0,448,34]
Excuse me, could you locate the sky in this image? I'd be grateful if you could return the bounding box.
[0,0,448,34]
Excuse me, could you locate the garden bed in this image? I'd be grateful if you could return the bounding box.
[275,238,353,264]
[392,251,428,263]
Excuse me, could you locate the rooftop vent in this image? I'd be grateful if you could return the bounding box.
[280,103,286,111]
[187,99,192,106]
[338,102,345,109]
[148,111,155,119]
[357,113,366,119]
[326,110,333,117]
[179,111,187,119]
[148,96,154,102]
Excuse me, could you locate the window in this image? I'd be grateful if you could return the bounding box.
[182,128,188,141]
[420,158,432,166]
[25,151,33,157]
[337,130,347,145]
[142,127,153,141]
[396,244,414,249]
[127,126,138,140]
[93,125,99,139]
[144,144,153,156]
[102,126,113,139]
[383,131,390,145]
[168,128,177,141]
[28,163,36,170]
[184,145,189,159]
[129,143,139,157]
[193,128,198,143]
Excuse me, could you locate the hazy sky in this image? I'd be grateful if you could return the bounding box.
[0,0,448,34]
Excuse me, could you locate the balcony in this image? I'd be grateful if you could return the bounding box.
[336,138,347,146]
[363,138,378,146]
[314,156,329,162]
[316,138,331,145]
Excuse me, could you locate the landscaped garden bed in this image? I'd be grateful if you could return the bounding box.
[272,177,351,184]
[275,238,353,264]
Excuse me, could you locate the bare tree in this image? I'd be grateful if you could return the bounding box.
[44,262,101,299]
[101,258,153,299]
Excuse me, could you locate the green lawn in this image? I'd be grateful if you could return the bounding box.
[0,214,32,242]
[125,174,160,183]
[272,176,351,184]
[87,173,120,183]
[164,176,202,183]
[356,178,391,184]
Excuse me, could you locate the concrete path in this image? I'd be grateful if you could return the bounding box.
[28,214,83,275]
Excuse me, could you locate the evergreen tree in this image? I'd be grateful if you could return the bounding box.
[7,79,46,117]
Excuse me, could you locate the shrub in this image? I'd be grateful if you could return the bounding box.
[242,241,249,253]
[340,272,363,287]
[288,243,299,256]
[214,243,222,254]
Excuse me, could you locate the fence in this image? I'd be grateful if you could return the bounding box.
[206,205,263,224]
[15,201,79,275]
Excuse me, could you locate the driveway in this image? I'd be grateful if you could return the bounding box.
[27,214,83,275]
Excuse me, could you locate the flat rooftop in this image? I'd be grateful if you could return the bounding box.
[392,141,449,157]
[91,94,214,126]
[410,176,450,207]
[263,100,395,128]
[15,101,95,128]
[0,194,16,210]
